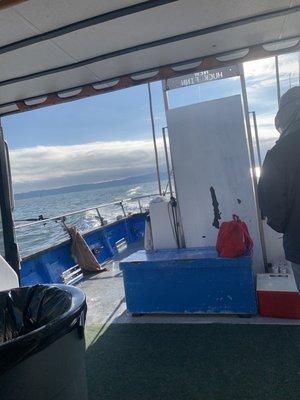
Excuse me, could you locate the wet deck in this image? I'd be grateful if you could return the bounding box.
[78,241,300,326]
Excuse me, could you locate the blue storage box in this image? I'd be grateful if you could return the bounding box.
[120,247,257,315]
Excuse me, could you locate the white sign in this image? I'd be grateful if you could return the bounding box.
[167,65,239,90]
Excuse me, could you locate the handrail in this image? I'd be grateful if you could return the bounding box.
[14,192,165,230]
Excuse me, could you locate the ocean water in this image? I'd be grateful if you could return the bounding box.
[14,180,166,258]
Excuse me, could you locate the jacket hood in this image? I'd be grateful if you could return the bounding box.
[275,86,300,137]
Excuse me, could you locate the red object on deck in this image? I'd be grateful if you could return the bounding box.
[216,215,253,258]
[257,274,300,319]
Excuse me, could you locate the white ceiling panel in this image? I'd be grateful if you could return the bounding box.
[0,1,142,46]
[0,8,38,47]
[15,0,142,33]
[0,41,82,81]
[48,0,297,61]
[283,12,300,38]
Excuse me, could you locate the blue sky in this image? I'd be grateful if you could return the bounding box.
[3,52,300,193]
[4,83,164,149]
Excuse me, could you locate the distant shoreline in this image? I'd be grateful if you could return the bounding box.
[15,172,166,200]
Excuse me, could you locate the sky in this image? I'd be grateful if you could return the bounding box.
[2,51,300,194]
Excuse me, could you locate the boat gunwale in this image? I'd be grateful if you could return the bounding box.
[21,212,145,262]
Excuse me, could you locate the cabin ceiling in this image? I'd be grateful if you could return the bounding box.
[0,0,300,116]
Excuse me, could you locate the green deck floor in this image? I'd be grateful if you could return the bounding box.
[85,323,300,400]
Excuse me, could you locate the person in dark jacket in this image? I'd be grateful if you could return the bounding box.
[258,86,300,289]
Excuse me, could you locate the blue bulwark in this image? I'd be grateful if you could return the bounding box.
[21,213,145,286]
[120,247,257,315]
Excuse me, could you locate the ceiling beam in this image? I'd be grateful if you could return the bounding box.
[0,0,177,55]
[0,4,299,88]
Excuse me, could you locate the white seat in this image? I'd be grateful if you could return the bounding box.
[0,255,19,291]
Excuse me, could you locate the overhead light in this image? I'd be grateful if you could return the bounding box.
[216,49,249,62]
[0,104,19,114]
[92,80,119,90]
[58,88,82,98]
[263,38,299,52]
[131,70,159,80]
[24,96,48,106]
[171,61,202,72]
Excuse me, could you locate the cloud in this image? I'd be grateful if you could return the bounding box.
[244,57,276,80]
[244,53,300,96]
[252,113,278,138]
[245,54,299,81]
[243,52,299,150]
[10,138,165,193]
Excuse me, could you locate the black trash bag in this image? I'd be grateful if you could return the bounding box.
[0,284,86,374]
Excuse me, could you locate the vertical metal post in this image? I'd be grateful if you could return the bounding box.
[60,216,70,235]
[275,55,281,107]
[137,199,143,213]
[147,82,162,195]
[239,65,268,269]
[161,79,185,248]
[162,80,176,191]
[250,111,262,169]
[162,79,170,112]
[120,201,126,218]
[96,208,104,226]
[162,126,173,197]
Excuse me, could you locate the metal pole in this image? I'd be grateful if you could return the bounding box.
[250,111,262,168]
[161,79,185,248]
[239,64,268,270]
[275,55,281,107]
[162,126,173,197]
[60,216,70,235]
[137,199,142,213]
[120,201,126,218]
[96,208,104,226]
[147,82,162,195]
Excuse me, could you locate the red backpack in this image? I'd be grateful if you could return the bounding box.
[216,214,253,258]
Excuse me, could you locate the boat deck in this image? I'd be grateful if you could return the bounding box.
[78,242,300,400]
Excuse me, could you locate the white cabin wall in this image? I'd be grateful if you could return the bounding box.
[166,95,264,273]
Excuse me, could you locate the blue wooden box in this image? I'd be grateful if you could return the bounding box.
[120,247,257,315]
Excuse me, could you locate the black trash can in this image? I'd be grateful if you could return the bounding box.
[0,284,87,400]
